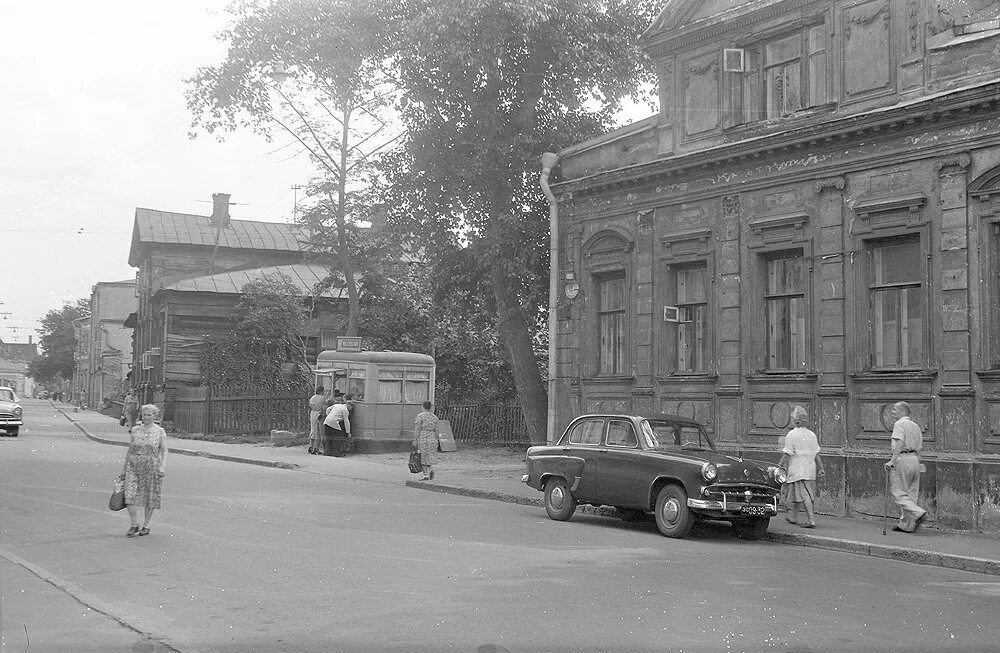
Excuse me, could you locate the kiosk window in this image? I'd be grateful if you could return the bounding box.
[378,369,404,403]
[348,367,366,400]
[405,369,431,403]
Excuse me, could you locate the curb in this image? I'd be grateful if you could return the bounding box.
[62,413,300,471]
[405,480,1000,577]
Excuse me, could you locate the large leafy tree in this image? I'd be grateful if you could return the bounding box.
[385,0,659,443]
[29,299,89,383]
[185,0,402,335]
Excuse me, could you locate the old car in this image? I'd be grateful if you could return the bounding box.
[0,387,23,437]
[522,413,786,540]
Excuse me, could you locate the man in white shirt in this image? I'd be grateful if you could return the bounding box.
[323,398,352,457]
[885,401,928,533]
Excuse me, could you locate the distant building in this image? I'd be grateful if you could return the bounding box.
[550,0,1000,531]
[74,280,137,409]
[126,193,347,423]
[0,335,37,396]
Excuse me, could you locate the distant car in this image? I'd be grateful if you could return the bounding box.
[0,387,23,437]
[522,413,787,540]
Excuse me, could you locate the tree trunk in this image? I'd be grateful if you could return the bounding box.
[491,264,548,445]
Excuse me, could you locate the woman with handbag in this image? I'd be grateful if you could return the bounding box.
[122,403,168,537]
[412,401,439,481]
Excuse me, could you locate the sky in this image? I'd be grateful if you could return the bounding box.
[0,1,315,345]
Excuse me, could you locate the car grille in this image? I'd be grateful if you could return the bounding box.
[0,412,14,419]
[705,484,778,505]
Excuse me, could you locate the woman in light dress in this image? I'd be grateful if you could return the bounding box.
[778,405,825,528]
[122,404,168,537]
[412,401,439,480]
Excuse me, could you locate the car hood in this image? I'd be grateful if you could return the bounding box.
[648,449,777,487]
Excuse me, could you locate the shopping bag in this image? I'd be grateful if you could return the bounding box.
[108,477,125,511]
[119,415,127,427]
[408,450,422,474]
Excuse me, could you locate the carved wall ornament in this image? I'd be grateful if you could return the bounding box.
[722,195,740,222]
[814,176,846,193]
[844,0,890,38]
[933,152,972,175]
[637,210,654,232]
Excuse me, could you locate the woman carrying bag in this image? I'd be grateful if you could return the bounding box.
[121,404,168,537]
[412,401,439,481]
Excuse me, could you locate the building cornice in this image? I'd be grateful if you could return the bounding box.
[553,81,1000,198]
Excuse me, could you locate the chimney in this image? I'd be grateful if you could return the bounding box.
[211,193,231,229]
[28,335,32,344]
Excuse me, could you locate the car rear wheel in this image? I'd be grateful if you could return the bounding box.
[654,485,693,538]
[543,477,577,521]
[732,517,770,541]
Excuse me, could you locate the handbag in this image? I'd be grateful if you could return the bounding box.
[119,415,127,427]
[108,477,125,511]
[408,450,422,474]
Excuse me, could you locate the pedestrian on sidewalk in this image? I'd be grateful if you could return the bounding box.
[413,401,439,481]
[885,401,928,533]
[121,404,168,538]
[307,386,327,455]
[323,395,351,457]
[778,405,824,528]
[123,388,139,431]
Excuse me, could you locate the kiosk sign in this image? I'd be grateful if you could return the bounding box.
[336,336,363,353]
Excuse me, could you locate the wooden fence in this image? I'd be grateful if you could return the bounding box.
[171,387,528,444]
[435,400,529,446]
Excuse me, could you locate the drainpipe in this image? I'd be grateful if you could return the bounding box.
[540,152,559,445]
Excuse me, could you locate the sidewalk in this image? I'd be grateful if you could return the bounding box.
[57,402,1000,577]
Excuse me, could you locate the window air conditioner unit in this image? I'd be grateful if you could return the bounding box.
[724,48,745,72]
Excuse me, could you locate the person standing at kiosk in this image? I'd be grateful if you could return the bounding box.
[323,396,352,457]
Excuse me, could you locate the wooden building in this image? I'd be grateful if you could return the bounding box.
[126,194,347,422]
[550,0,1000,531]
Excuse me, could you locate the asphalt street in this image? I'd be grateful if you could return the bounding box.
[2,401,999,652]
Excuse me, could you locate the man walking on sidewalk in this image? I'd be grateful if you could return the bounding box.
[885,401,928,533]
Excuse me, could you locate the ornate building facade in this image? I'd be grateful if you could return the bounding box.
[550,0,1000,531]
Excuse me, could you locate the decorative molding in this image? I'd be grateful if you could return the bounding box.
[722,195,740,222]
[661,227,712,246]
[749,213,809,236]
[814,176,846,193]
[934,152,972,175]
[969,166,1000,201]
[637,209,654,232]
[853,194,927,219]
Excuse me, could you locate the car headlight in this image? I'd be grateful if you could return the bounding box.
[13,407,22,418]
[701,462,718,482]
[771,466,787,484]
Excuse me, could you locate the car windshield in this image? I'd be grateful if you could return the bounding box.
[641,419,716,453]
[0,388,16,402]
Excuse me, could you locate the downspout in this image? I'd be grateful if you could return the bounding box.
[540,152,559,445]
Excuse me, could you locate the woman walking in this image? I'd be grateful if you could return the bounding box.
[123,389,139,430]
[122,403,168,537]
[778,405,825,528]
[307,386,327,454]
[412,401,439,480]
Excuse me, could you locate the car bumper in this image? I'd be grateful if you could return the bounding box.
[688,496,779,516]
[0,420,22,432]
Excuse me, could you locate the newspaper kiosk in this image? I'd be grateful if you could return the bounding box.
[314,349,436,453]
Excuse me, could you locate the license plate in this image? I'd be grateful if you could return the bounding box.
[740,505,767,516]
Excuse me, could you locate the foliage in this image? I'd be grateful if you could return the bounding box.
[28,299,89,383]
[201,273,312,394]
[381,0,660,442]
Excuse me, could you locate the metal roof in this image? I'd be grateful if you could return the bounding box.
[133,208,307,252]
[161,263,345,298]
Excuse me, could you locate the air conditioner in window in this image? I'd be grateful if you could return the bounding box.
[723,48,745,72]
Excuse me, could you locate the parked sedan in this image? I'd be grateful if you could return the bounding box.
[0,387,23,437]
[522,413,786,540]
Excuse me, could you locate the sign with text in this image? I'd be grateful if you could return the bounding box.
[336,336,362,353]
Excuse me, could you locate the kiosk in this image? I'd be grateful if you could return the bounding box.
[314,349,436,453]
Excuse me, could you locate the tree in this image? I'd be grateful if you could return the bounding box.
[383,0,659,443]
[29,299,89,383]
[201,273,312,393]
[185,0,402,335]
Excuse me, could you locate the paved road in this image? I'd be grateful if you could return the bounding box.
[3,401,999,652]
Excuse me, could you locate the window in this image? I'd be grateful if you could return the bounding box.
[870,238,924,368]
[598,275,627,375]
[765,253,807,370]
[607,420,638,448]
[675,265,708,372]
[992,223,1000,368]
[320,328,338,349]
[347,366,366,401]
[740,24,827,122]
[378,368,404,403]
[567,419,604,446]
[404,369,431,404]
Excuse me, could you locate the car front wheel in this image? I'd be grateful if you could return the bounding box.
[654,485,693,538]
[732,517,770,541]
[543,477,577,521]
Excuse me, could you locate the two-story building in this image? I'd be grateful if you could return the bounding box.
[126,194,348,423]
[550,0,1000,531]
[78,280,137,410]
